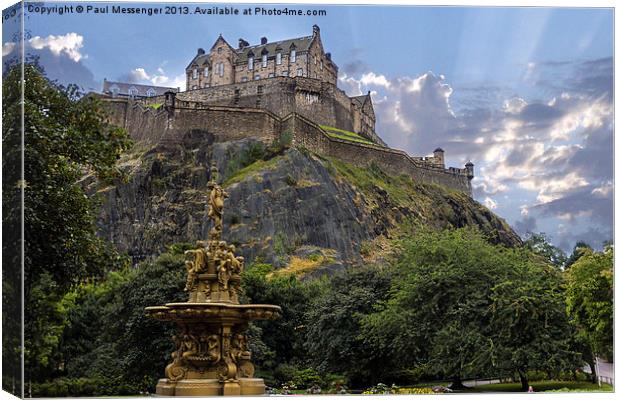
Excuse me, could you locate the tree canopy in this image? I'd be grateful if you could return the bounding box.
[2,63,132,389]
[565,246,613,361]
[360,227,579,390]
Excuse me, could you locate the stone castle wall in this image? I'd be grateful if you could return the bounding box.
[286,114,472,193]
[104,98,472,195]
[147,77,384,146]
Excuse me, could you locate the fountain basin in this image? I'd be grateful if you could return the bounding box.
[145,303,281,323]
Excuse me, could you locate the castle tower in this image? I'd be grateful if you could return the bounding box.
[433,148,445,167]
[465,161,474,180]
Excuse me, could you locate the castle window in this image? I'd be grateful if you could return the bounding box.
[146,88,156,97]
[297,68,303,77]
[268,73,275,78]
[281,71,289,77]
[261,54,267,68]
[204,67,209,77]
[276,52,282,65]
[128,86,138,98]
[217,47,222,54]
[192,68,198,79]
[192,85,198,90]
[241,77,248,82]
[320,60,323,70]
[110,84,120,97]
[290,49,296,63]
[254,74,260,80]
[248,56,254,70]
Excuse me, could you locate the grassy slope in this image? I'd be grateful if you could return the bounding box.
[318,154,518,245]
[319,125,376,145]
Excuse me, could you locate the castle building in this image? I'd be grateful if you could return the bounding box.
[181,25,384,146]
[102,79,179,99]
[100,26,474,195]
[186,25,337,90]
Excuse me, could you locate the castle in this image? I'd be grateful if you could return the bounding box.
[101,26,474,195]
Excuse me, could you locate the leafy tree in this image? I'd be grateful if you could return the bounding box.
[304,264,393,387]
[524,232,567,269]
[564,241,592,271]
[241,263,327,377]
[361,228,507,387]
[488,257,579,390]
[2,63,132,386]
[46,250,187,395]
[565,246,613,369]
[360,227,578,391]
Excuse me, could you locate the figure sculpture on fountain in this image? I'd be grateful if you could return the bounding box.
[145,164,281,396]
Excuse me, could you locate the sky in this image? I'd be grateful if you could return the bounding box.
[2,1,614,252]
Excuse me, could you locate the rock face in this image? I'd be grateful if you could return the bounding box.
[89,132,521,270]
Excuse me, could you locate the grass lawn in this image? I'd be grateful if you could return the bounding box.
[473,380,613,393]
[319,125,377,146]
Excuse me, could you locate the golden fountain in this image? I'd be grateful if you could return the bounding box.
[145,166,281,396]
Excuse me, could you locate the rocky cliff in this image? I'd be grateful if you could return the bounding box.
[87,130,521,273]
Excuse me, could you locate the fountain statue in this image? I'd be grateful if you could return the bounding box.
[145,165,281,396]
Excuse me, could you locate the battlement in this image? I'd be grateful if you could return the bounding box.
[101,95,474,195]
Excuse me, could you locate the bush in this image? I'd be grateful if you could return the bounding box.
[293,368,323,388]
[274,364,298,386]
[31,377,109,397]
[271,130,293,153]
[224,141,266,178]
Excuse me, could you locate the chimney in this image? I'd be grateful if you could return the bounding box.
[313,24,320,36]
[197,48,205,55]
[260,37,268,45]
[238,38,249,49]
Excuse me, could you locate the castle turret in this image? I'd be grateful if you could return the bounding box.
[465,161,474,180]
[433,147,445,167]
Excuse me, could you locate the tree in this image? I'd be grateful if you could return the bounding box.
[488,256,579,390]
[523,232,567,269]
[361,228,510,387]
[360,227,578,391]
[564,241,592,271]
[2,63,132,385]
[241,263,327,378]
[304,264,393,387]
[565,246,613,373]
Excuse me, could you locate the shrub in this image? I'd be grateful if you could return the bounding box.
[293,368,323,388]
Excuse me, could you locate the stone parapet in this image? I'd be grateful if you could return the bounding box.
[102,98,473,196]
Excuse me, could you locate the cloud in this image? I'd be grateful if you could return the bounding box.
[483,197,498,210]
[119,67,184,90]
[129,67,150,82]
[28,33,85,62]
[6,33,97,92]
[3,42,16,56]
[514,215,538,236]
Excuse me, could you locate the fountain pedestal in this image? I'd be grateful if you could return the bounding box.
[145,166,281,396]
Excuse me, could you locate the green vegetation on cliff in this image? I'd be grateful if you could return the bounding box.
[319,125,376,145]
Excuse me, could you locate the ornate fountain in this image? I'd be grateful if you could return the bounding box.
[145,166,281,396]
